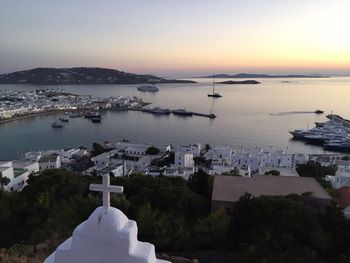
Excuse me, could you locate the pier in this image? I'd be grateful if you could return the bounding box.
[110,107,216,119]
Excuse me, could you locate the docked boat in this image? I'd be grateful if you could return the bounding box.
[51,122,63,128]
[208,76,222,98]
[315,122,325,128]
[149,107,171,115]
[324,140,350,153]
[84,112,101,119]
[172,109,193,116]
[137,84,159,92]
[59,117,69,122]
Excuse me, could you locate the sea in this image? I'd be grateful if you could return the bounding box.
[1,77,350,159]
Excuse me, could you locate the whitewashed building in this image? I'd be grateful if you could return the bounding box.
[211,146,232,165]
[38,156,61,170]
[176,144,201,156]
[0,161,32,191]
[44,175,169,263]
[174,152,194,168]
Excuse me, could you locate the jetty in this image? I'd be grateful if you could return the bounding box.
[111,107,216,119]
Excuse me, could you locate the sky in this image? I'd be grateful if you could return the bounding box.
[0,0,349,77]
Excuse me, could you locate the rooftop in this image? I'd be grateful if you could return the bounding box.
[212,175,332,202]
[38,156,59,163]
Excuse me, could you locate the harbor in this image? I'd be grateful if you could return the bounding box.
[1,77,350,159]
[290,114,350,153]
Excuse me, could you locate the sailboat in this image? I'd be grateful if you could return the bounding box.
[207,75,222,98]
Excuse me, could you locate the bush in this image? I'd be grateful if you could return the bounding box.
[265,170,280,176]
[296,161,337,178]
[145,146,160,155]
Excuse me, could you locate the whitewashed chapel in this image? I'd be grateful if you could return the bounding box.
[44,174,170,263]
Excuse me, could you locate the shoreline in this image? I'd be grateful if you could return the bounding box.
[0,110,75,125]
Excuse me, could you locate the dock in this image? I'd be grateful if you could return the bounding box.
[191,112,216,119]
[110,107,216,119]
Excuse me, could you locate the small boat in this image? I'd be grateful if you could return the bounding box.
[91,117,102,123]
[314,110,324,114]
[208,93,222,98]
[172,109,193,116]
[51,122,63,128]
[59,117,69,122]
[137,84,159,92]
[208,75,222,98]
[69,113,81,118]
[84,112,101,119]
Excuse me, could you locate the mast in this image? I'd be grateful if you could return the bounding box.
[212,74,215,94]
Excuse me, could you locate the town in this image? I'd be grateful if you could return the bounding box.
[0,89,147,122]
[1,139,350,215]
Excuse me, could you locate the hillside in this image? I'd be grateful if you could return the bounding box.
[0,67,196,85]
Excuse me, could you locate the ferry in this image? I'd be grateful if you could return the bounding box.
[149,107,171,115]
[137,84,159,92]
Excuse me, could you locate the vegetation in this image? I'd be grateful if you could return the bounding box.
[145,146,160,155]
[91,142,110,156]
[264,169,280,176]
[151,152,175,167]
[222,168,240,176]
[1,169,350,262]
[0,176,10,191]
[296,160,337,178]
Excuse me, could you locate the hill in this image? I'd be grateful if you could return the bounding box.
[201,73,327,78]
[0,67,197,85]
[216,80,260,84]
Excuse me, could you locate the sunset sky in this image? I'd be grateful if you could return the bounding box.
[0,0,349,77]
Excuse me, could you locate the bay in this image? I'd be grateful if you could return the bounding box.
[1,77,350,159]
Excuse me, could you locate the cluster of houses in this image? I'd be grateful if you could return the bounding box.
[0,89,146,120]
[3,140,350,216]
[0,148,89,191]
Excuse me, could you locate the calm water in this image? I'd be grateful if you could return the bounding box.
[1,77,350,159]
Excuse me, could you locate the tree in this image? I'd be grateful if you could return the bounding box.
[204,144,211,153]
[222,167,241,176]
[188,169,212,200]
[0,176,10,191]
[145,146,160,155]
[91,142,108,156]
[265,170,280,176]
[296,161,337,178]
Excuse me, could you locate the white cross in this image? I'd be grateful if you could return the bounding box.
[89,174,123,209]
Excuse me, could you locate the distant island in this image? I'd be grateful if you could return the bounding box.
[217,80,261,84]
[0,67,197,85]
[201,73,328,78]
